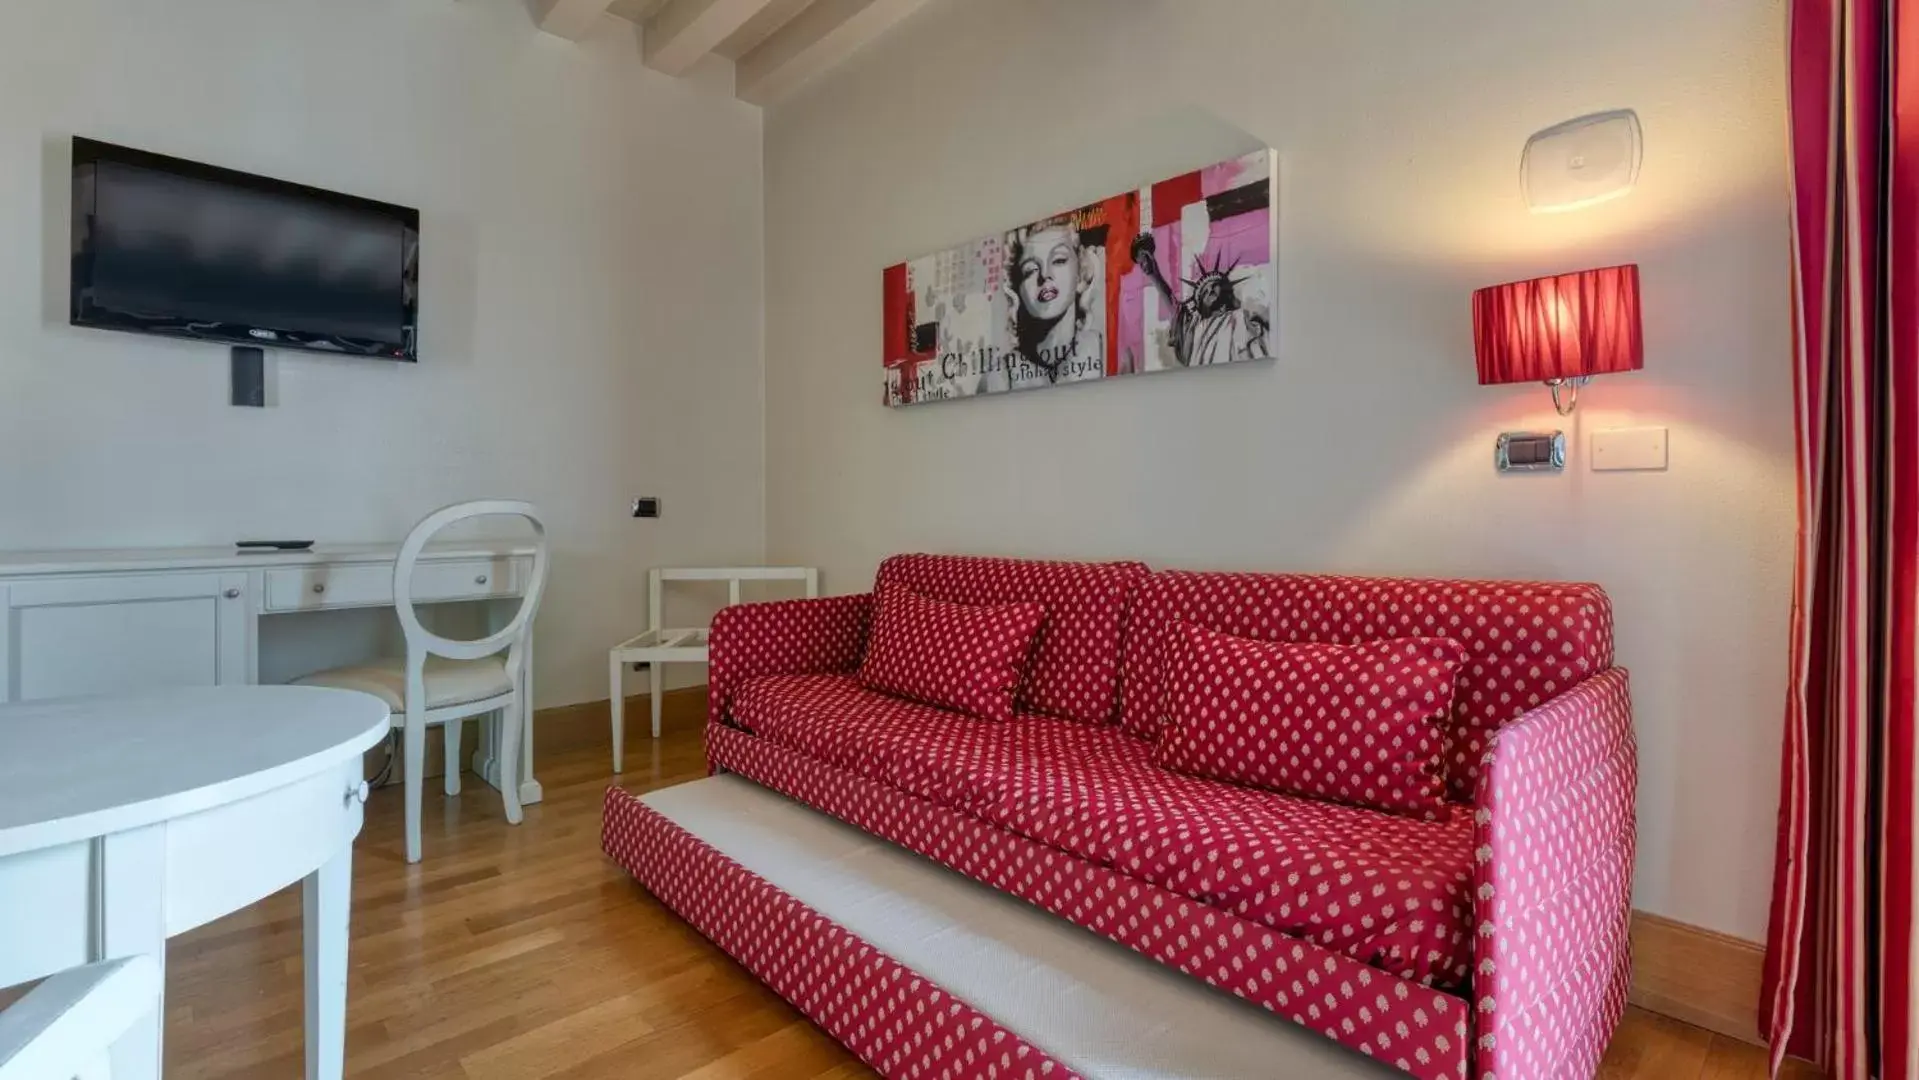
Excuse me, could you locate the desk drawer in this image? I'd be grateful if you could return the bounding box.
[264,558,522,612]
[165,760,366,935]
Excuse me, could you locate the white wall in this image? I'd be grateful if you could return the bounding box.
[763,0,1794,940]
[0,0,766,706]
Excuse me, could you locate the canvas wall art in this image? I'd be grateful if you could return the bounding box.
[882,149,1277,406]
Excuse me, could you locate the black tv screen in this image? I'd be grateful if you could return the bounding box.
[70,137,419,361]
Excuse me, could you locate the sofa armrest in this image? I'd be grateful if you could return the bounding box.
[1472,667,1635,1080]
[706,593,874,729]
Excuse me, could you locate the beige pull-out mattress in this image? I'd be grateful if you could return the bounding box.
[632,775,1404,1080]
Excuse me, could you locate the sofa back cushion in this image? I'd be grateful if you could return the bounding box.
[1153,624,1465,819]
[1119,572,1614,800]
[875,554,1151,725]
[857,588,1045,723]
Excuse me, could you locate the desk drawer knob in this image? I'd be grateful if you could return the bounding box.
[349,781,369,806]
[223,588,241,599]
[475,574,489,585]
[312,583,327,594]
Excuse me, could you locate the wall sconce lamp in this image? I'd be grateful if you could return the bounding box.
[1472,263,1643,414]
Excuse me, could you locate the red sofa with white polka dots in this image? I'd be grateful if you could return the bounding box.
[609,555,1636,1080]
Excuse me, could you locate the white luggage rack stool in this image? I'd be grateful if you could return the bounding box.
[609,566,817,772]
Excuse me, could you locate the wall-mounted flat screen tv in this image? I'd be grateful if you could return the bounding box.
[70,137,419,361]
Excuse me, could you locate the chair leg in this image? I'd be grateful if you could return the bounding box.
[499,701,524,827]
[402,716,426,864]
[609,653,625,774]
[650,662,663,740]
[444,719,462,796]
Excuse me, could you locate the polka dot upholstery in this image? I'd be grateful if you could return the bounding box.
[882,710,1114,815]
[680,561,1634,1080]
[987,733,1477,989]
[874,554,1150,725]
[1117,573,1615,802]
[601,788,1083,1080]
[706,593,874,732]
[731,673,977,779]
[696,723,1475,1080]
[858,589,1045,723]
[1153,626,1465,820]
[1470,667,1635,1080]
[729,674,1477,988]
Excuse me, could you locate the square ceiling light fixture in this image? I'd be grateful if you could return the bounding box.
[1521,109,1643,213]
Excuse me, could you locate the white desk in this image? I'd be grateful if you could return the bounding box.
[0,542,543,804]
[0,685,389,1080]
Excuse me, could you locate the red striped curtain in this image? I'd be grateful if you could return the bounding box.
[1763,0,1919,1076]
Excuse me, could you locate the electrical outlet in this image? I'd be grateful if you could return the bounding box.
[632,497,661,518]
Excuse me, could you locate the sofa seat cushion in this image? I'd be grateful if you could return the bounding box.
[1092,763,1477,989]
[734,676,1109,814]
[882,713,1114,813]
[728,675,1475,989]
[729,674,971,781]
[878,716,1477,989]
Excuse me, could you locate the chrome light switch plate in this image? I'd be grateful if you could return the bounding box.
[1496,431,1566,472]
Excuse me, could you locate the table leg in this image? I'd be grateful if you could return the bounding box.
[101,827,165,1080]
[302,843,352,1080]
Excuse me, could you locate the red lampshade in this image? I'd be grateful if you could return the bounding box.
[1472,264,1643,385]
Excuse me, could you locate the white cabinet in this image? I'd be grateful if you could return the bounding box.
[0,543,542,804]
[0,573,249,702]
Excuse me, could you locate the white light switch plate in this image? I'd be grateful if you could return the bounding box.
[1591,426,1668,471]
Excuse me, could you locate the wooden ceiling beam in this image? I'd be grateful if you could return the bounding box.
[735,0,930,105]
[643,0,780,77]
[532,0,621,41]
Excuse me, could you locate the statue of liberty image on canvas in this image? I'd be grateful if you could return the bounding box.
[1118,150,1276,373]
[1129,234,1270,367]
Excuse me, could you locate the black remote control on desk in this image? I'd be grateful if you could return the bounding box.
[236,540,315,551]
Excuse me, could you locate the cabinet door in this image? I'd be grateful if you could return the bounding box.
[0,573,250,702]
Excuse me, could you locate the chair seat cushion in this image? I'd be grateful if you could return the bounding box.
[295,655,513,713]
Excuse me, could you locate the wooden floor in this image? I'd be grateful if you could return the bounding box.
[162,717,1813,1080]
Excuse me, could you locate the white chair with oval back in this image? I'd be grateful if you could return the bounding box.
[297,500,549,864]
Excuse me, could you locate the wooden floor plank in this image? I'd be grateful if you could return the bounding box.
[1598,1009,1713,1080]
[458,990,659,1079]
[672,1021,856,1080]
[158,717,1799,1079]
[1700,1033,1827,1080]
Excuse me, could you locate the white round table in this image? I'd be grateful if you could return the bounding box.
[0,686,389,1080]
